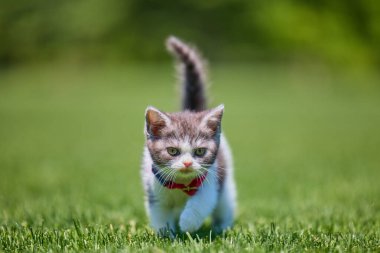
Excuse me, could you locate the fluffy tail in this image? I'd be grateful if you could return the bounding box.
[166,36,207,112]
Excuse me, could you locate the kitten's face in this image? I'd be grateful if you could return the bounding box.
[145,105,224,181]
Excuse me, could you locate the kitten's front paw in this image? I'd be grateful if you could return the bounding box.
[179,211,202,233]
[157,227,176,239]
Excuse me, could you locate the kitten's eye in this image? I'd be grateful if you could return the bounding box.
[167,147,180,156]
[194,148,207,157]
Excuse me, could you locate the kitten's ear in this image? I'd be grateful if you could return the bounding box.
[145,106,171,138]
[201,104,224,134]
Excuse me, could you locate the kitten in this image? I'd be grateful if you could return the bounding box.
[141,36,236,236]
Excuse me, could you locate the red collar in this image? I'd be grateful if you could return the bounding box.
[152,165,207,196]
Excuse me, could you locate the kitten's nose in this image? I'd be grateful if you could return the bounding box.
[183,161,192,168]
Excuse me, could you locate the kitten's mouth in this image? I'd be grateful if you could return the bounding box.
[179,167,193,173]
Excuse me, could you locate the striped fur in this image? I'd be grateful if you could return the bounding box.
[166,36,207,112]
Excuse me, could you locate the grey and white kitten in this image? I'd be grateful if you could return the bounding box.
[141,36,236,236]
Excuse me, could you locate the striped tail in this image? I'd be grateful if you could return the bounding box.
[166,36,207,112]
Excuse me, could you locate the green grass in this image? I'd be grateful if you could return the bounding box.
[0,63,379,252]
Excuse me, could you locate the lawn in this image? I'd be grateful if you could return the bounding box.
[0,63,379,252]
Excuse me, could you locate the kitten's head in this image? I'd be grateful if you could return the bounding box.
[145,105,224,182]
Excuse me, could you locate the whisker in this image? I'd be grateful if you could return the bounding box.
[167,170,177,188]
[193,170,206,189]
[155,167,175,193]
[197,168,212,187]
[163,169,175,183]
[155,170,168,194]
[199,167,222,185]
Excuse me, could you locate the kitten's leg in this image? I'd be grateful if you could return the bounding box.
[212,175,236,233]
[149,203,176,237]
[146,187,176,237]
[179,176,218,233]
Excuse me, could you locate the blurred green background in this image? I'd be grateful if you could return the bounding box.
[1,0,380,71]
[0,1,380,251]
